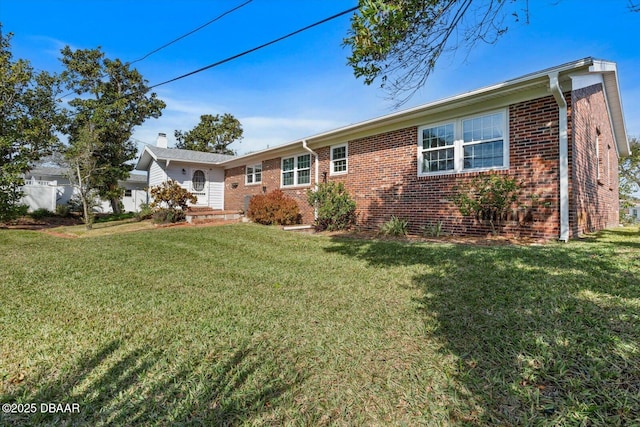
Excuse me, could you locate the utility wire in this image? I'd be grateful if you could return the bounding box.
[57,0,253,101]
[146,5,359,90]
[127,0,253,65]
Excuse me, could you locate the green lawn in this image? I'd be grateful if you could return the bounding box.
[1,224,638,426]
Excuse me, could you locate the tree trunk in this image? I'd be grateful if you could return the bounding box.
[110,197,121,214]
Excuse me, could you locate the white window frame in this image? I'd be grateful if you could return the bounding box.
[245,163,262,185]
[330,143,348,175]
[281,154,311,187]
[418,109,509,176]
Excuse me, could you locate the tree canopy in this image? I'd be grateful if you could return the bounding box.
[175,113,242,155]
[344,0,639,106]
[0,28,63,220]
[60,46,166,214]
[620,137,640,206]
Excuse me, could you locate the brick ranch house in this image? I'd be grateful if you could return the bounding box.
[136,58,630,241]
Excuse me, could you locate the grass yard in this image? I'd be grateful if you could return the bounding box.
[0,224,638,426]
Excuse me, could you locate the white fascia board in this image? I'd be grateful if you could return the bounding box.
[575,60,630,156]
[134,146,158,171]
[220,58,597,169]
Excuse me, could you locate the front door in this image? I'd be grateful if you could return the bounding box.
[191,169,208,206]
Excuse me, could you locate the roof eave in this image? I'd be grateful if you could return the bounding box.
[221,57,630,166]
[592,62,630,156]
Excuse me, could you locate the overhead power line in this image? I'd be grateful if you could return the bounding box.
[127,0,253,65]
[147,5,359,90]
[57,0,252,101]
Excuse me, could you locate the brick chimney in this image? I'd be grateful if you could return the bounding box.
[156,132,168,148]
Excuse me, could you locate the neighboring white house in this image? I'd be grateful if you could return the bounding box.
[22,167,148,213]
[135,133,234,210]
[628,205,640,221]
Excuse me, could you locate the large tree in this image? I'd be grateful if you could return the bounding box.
[344,0,639,106]
[0,28,62,221]
[61,46,165,213]
[620,137,640,208]
[175,113,242,155]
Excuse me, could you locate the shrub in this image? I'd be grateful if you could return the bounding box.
[451,174,521,235]
[30,208,54,220]
[152,208,185,224]
[307,182,357,231]
[379,216,408,236]
[55,204,71,217]
[421,220,444,237]
[149,180,197,211]
[247,190,301,225]
[149,180,196,223]
[135,203,154,221]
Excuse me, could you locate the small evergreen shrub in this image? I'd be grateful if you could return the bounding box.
[135,203,154,221]
[307,182,357,231]
[247,190,301,225]
[379,216,408,236]
[55,204,71,217]
[30,208,54,219]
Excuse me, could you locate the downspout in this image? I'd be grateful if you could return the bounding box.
[302,139,319,220]
[549,72,569,242]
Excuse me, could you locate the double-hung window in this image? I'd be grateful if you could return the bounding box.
[282,154,311,187]
[421,123,455,173]
[462,112,505,169]
[331,144,348,175]
[246,163,262,185]
[418,110,507,175]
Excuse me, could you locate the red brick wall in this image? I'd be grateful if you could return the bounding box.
[224,89,618,239]
[570,83,620,235]
[314,96,566,239]
[224,157,315,221]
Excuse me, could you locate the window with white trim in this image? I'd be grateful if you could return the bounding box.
[330,144,348,175]
[246,163,262,184]
[282,154,311,186]
[418,110,508,175]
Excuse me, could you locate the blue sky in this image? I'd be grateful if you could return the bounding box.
[2,0,639,156]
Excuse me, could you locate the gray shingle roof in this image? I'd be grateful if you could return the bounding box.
[145,146,235,164]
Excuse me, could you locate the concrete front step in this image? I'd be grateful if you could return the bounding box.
[282,224,315,233]
[185,209,242,224]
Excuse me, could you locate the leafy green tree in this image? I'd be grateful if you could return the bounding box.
[65,123,101,229]
[175,113,242,155]
[344,0,637,105]
[61,46,165,214]
[619,137,640,209]
[0,28,62,221]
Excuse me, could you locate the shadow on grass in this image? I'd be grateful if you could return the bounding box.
[1,339,301,426]
[325,227,640,425]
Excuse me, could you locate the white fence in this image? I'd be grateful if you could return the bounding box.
[21,180,60,212]
[20,179,147,213]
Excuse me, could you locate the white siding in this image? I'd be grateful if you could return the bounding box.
[147,161,225,210]
[149,160,167,188]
